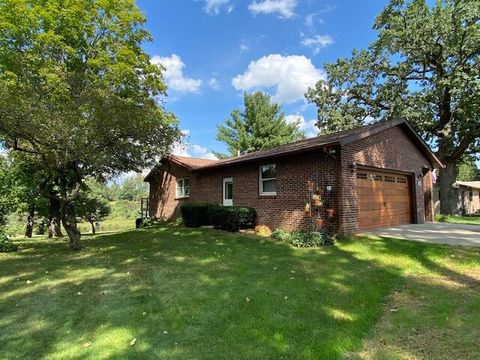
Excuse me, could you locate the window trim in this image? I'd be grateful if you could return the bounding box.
[259,164,277,196]
[175,177,190,199]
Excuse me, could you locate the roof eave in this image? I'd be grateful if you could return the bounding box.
[193,142,341,171]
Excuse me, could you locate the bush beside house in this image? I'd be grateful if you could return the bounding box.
[180,203,256,232]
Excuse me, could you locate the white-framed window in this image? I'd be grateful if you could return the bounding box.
[176,177,190,198]
[259,164,277,196]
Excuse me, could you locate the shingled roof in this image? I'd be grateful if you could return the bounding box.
[145,119,442,182]
[195,118,443,170]
[167,155,218,169]
[455,181,480,190]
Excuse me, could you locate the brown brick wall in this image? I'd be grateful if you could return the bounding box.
[147,125,436,234]
[148,151,340,232]
[148,162,191,219]
[341,126,434,232]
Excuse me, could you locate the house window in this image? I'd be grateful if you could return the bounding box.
[176,178,190,198]
[259,164,277,195]
[469,191,473,202]
[357,173,367,180]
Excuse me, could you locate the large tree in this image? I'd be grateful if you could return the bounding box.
[216,92,304,157]
[306,0,480,214]
[0,0,180,249]
[457,155,480,181]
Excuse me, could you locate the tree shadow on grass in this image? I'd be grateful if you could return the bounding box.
[1,227,463,359]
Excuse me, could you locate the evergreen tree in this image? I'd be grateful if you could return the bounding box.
[216,92,304,157]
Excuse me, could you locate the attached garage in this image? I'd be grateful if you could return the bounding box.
[357,169,413,230]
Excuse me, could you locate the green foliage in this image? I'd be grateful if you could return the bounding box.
[305,0,480,213]
[271,229,335,247]
[458,155,480,181]
[435,214,480,225]
[138,217,166,228]
[0,0,180,248]
[209,206,257,232]
[118,175,148,201]
[180,202,220,228]
[216,92,304,157]
[0,231,17,252]
[108,200,140,220]
[435,214,448,223]
[180,203,256,232]
[76,190,111,223]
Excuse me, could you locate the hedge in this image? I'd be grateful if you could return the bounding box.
[180,203,256,232]
[210,206,257,232]
[180,202,220,228]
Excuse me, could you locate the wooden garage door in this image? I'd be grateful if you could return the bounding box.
[357,169,412,230]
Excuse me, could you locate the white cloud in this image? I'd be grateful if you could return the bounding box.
[239,40,250,53]
[151,54,202,93]
[171,130,217,160]
[204,0,234,15]
[248,0,297,18]
[208,77,220,90]
[232,54,326,103]
[285,115,319,138]
[301,34,334,54]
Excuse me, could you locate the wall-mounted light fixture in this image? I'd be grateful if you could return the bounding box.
[349,163,357,173]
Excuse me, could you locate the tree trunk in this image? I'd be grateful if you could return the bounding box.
[61,201,81,251]
[25,204,35,238]
[438,161,459,215]
[90,221,96,235]
[48,198,63,238]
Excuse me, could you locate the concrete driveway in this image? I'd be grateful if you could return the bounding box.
[365,222,480,247]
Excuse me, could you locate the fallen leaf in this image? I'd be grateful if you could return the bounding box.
[142,312,147,315]
[284,296,288,300]
[84,342,91,348]
[163,331,168,334]
[26,280,32,284]
[245,297,251,302]
[77,292,82,296]
[390,308,399,312]
[130,338,137,346]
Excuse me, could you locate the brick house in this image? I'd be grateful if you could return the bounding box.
[145,119,443,233]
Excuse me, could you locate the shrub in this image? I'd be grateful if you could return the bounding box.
[271,229,293,242]
[0,231,17,252]
[210,206,257,232]
[271,229,335,247]
[435,214,448,223]
[139,217,166,228]
[180,203,220,228]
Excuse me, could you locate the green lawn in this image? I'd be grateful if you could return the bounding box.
[1,226,479,359]
[437,214,480,226]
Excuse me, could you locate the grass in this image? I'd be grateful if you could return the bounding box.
[78,218,135,233]
[436,214,480,226]
[1,226,479,359]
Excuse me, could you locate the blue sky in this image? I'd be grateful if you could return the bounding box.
[137,0,389,158]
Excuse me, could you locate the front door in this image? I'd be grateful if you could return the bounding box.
[223,177,233,206]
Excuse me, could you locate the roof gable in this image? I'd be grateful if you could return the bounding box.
[143,155,219,181]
